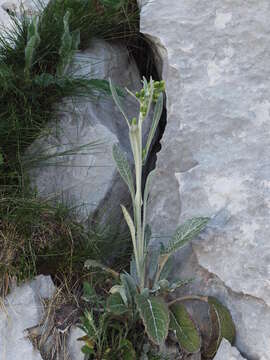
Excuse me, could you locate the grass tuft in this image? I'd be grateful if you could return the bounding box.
[0,0,139,292]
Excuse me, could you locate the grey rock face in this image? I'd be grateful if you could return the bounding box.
[0,0,49,43]
[140,0,270,358]
[214,339,246,360]
[28,39,143,223]
[0,275,55,360]
[67,326,85,360]
[0,0,13,27]
[0,0,48,23]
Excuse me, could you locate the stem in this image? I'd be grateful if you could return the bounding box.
[135,117,144,289]
[129,117,144,289]
[154,254,169,285]
[168,295,209,307]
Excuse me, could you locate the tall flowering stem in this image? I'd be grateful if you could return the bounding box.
[110,77,165,290]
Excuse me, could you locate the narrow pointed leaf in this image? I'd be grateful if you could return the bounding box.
[57,11,80,76]
[147,246,160,282]
[143,171,155,236]
[25,16,40,76]
[144,224,152,249]
[159,255,173,281]
[121,205,136,251]
[109,79,130,126]
[163,217,209,255]
[144,170,155,206]
[143,93,163,162]
[130,257,139,285]
[135,295,169,345]
[113,144,135,200]
[170,304,201,354]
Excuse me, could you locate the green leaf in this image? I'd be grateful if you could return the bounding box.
[119,339,136,360]
[110,284,128,305]
[34,73,56,87]
[84,259,119,278]
[144,224,152,249]
[143,171,155,242]
[144,170,154,206]
[80,310,97,339]
[170,304,201,354]
[109,78,130,126]
[135,295,169,345]
[158,255,173,281]
[130,257,139,286]
[86,79,112,95]
[100,0,125,9]
[0,152,3,166]
[25,16,40,76]
[81,345,95,355]
[107,293,128,315]
[82,282,97,302]
[203,303,221,358]
[120,273,137,306]
[203,297,236,357]
[155,279,170,293]
[113,144,135,200]
[143,93,163,162]
[163,217,209,255]
[99,0,125,11]
[121,205,137,256]
[147,246,160,283]
[57,11,80,76]
[169,279,192,292]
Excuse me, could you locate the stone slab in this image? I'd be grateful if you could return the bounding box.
[140,1,270,358]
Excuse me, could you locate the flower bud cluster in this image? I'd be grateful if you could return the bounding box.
[153,80,165,103]
[135,80,165,118]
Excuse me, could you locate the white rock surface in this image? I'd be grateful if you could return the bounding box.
[67,326,85,360]
[0,0,49,35]
[28,39,144,223]
[140,0,270,358]
[214,339,246,360]
[0,0,48,15]
[0,275,55,360]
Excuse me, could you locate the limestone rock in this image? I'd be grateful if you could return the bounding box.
[28,38,144,224]
[0,0,49,36]
[0,1,13,27]
[0,275,55,360]
[0,0,48,16]
[214,339,246,360]
[67,326,85,360]
[140,0,270,358]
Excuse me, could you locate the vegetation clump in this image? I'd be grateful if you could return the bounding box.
[0,0,139,291]
[80,78,236,359]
